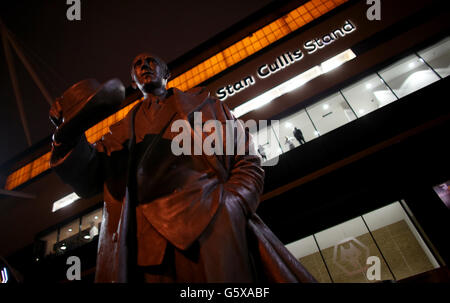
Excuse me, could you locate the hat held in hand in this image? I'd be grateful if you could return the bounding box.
[54,78,125,143]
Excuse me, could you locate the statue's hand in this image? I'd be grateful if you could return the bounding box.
[49,97,63,128]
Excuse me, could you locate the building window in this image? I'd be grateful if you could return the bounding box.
[81,208,103,241]
[306,92,357,136]
[55,220,80,253]
[251,125,283,164]
[278,109,319,152]
[362,202,439,280]
[378,54,440,99]
[314,216,394,282]
[59,220,80,242]
[36,207,104,260]
[418,36,450,78]
[341,73,398,118]
[286,236,332,282]
[286,201,440,282]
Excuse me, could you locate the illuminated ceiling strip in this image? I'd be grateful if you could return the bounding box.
[4,0,349,191]
[52,192,80,212]
[233,49,356,118]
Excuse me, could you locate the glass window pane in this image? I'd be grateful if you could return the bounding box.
[306,92,357,136]
[59,220,80,242]
[278,109,319,152]
[341,74,398,117]
[362,202,439,281]
[314,217,394,283]
[379,54,440,98]
[81,209,102,231]
[40,231,58,256]
[81,208,103,240]
[418,36,450,78]
[286,236,332,282]
[251,124,282,164]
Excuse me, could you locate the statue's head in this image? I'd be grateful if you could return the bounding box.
[131,52,171,96]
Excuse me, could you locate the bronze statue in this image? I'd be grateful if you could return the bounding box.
[49,53,315,283]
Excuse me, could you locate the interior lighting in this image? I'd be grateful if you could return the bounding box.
[52,192,80,212]
[320,49,356,73]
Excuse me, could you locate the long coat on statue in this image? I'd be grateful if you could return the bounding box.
[50,87,316,283]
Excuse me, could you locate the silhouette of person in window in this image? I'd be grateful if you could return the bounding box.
[293,127,305,145]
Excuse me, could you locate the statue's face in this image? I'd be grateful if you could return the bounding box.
[131,53,167,94]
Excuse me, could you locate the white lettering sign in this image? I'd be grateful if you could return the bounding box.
[215,20,357,101]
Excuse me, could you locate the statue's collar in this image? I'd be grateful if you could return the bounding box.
[170,87,211,118]
[141,86,211,118]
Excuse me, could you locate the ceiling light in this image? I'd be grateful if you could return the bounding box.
[278,65,323,93]
[94,216,98,220]
[320,49,356,73]
[60,245,67,250]
[52,193,80,212]
[68,228,72,232]
[232,87,280,118]
[84,235,91,240]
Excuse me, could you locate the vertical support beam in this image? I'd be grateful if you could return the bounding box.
[1,27,32,146]
[5,29,53,105]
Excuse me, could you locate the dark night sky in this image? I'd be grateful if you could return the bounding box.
[0,0,277,167]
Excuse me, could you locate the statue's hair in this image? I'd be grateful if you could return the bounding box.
[131,53,170,80]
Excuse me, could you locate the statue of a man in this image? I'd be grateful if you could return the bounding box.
[49,53,315,283]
